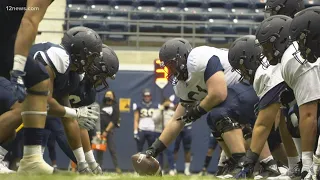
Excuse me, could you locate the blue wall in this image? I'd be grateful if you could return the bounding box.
[44,70,221,173]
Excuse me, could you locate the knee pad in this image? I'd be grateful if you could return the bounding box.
[242,124,253,140]
[27,89,49,96]
[21,111,47,116]
[213,117,242,140]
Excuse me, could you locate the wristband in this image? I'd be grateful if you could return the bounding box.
[64,107,77,118]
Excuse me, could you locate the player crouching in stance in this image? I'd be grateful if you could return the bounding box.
[131,38,268,178]
[15,26,102,174]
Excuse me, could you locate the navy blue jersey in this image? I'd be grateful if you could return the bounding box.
[133,101,158,119]
[0,77,17,115]
[28,42,71,91]
[69,78,96,107]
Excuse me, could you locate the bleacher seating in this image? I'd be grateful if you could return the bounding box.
[63,0,319,45]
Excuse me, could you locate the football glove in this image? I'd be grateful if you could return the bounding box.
[177,105,207,124]
[10,70,27,102]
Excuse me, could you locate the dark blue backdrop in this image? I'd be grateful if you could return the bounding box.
[43,70,221,173]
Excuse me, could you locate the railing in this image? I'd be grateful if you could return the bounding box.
[40,9,263,49]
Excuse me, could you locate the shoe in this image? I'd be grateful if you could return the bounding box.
[254,159,281,180]
[215,166,225,176]
[0,161,15,174]
[17,155,54,174]
[223,158,243,179]
[199,168,207,176]
[277,161,301,180]
[77,162,93,175]
[184,168,191,176]
[116,167,122,174]
[88,162,102,175]
[169,170,176,176]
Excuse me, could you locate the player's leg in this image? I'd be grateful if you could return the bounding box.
[80,128,102,174]
[18,59,53,174]
[166,143,176,176]
[47,133,57,168]
[61,117,91,173]
[182,126,192,176]
[200,133,218,176]
[173,132,182,173]
[154,132,164,171]
[137,130,146,152]
[146,130,156,147]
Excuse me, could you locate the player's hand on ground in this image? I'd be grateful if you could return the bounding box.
[144,147,156,158]
[10,70,27,102]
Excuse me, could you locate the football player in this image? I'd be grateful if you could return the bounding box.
[199,132,220,176]
[16,26,102,174]
[133,89,158,152]
[229,35,300,179]
[173,123,192,175]
[264,0,305,18]
[0,0,54,174]
[139,38,261,178]
[286,7,320,179]
[244,8,320,178]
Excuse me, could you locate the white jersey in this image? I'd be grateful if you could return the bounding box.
[253,61,284,99]
[281,41,320,87]
[174,46,240,102]
[152,108,175,133]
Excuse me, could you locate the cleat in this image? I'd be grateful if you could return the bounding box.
[17,155,54,174]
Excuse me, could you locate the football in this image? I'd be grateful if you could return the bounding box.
[131,153,161,176]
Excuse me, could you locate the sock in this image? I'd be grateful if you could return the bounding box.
[13,55,27,72]
[231,153,246,162]
[73,147,86,163]
[292,138,302,158]
[204,156,212,168]
[0,146,8,158]
[185,162,190,171]
[301,151,313,172]
[23,145,42,156]
[288,156,300,170]
[260,155,274,164]
[85,150,96,164]
[218,150,227,166]
[42,146,45,155]
[315,136,320,156]
[23,128,44,156]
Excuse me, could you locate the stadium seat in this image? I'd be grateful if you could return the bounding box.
[137,0,158,7]
[92,0,112,5]
[158,7,182,33]
[184,0,205,8]
[88,5,111,16]
[233,19,257,35]
[231,8,254,19]
[65,19,83,29]
[114,0,136,6]
[112,5,135,17]
[206,8,231,19]
[207,19,232,33]
[159,0,183,7]
[104,16,129,41]
[67,0,87,4]
[304,0,320,8]
[67,4,88,18]
[207,0,229,8]
[230,0,251,8]
[81,15,105,29]
[184,7,206,21]
[132,6,160,32]
[253,0,266,9]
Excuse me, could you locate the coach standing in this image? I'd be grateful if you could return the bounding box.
[97,90,121,174]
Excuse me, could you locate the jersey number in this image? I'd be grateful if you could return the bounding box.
[187,85,208,101]
[140,108,154,118]
[69,95,81,104]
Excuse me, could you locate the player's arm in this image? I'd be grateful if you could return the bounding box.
[13,0,52,71]
[199,57,227,111]
[146,103,186,157]
[133,103,140,134]
[0,102,23,143]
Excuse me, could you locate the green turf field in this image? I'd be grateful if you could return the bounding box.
[0,173,247,180]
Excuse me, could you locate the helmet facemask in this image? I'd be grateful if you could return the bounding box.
[160,53,188,85]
